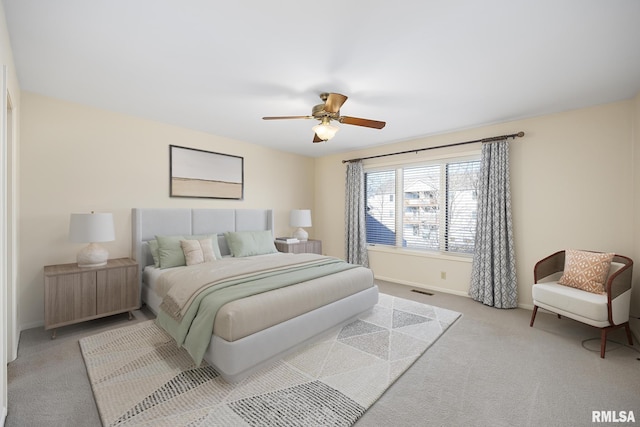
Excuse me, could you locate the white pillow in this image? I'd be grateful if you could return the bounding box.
[180,239,216,266]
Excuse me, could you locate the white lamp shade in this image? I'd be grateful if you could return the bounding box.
[290,210,312,228]
[290,209,312,241]
[69,213,115,243]
[69,213,115,267]
[312,123,339,141]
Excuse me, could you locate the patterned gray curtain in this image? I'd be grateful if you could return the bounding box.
[469,139,517,308]
[345,161,369,267]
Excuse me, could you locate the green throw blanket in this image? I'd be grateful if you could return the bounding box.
[156,255,358,365]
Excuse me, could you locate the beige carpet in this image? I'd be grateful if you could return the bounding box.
[79,293,460,426]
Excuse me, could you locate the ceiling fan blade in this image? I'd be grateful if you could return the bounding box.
[340,116,386,129]
[313,133,323,143]
[324,93,348,113]
[262,116,312,120]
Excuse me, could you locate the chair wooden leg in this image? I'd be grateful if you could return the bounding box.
[600,329,607,358]
[624,323,634,346]
[529,306,538,327]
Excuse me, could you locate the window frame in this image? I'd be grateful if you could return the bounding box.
[364,151,481,258]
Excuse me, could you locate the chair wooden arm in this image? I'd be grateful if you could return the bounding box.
[534,250,565,283]
[607,255,633,299]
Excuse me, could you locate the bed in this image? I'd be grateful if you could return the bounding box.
[131,208,378,382]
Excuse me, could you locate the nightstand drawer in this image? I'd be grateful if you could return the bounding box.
[45,271,97,325]
[96,264,139,315]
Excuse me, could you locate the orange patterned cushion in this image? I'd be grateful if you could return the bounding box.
[558,249,614,294]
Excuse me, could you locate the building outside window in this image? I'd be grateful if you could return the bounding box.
[365,156,481,255]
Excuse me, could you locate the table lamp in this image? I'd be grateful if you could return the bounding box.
[290,209,312,241]
[69,212,115,267]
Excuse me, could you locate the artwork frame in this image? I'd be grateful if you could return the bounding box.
[169,145,244,200]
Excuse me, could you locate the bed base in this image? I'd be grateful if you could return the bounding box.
[143,283,379,382]
[207,285,378,382]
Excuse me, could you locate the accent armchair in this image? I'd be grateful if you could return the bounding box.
[529,250,634,358]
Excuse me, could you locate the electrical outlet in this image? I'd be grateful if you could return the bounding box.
[441,271,446,280]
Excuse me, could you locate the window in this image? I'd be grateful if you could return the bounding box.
[364,170,396,246]
[365,157,481,255]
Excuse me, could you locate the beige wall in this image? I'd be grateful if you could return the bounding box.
[19,92,315,329]
[315,100,637,309]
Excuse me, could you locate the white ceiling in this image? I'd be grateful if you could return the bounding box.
[4,1,640,157]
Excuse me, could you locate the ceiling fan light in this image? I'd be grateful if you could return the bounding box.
[312,123,339,141]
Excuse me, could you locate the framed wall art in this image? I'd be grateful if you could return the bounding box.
[170,145,244,200]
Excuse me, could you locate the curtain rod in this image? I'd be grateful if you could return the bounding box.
[341,131,525,164]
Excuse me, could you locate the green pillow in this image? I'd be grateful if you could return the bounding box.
[148,239,160,268]
[156,234,222,268]
[225,230,277,257]
[156,235,187,268]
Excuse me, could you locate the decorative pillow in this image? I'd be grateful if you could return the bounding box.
[190,234,223,259]
[224,230,277,257]
[558,249,614,294]
[156,234,223,268]
[156,235,187,268]
[180,239,216,266]
[148,239,160,268]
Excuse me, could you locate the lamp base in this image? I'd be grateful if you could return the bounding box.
[77,243,109,267]
[292,228,308,241]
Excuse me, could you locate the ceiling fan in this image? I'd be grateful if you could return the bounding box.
[262,92,386,143]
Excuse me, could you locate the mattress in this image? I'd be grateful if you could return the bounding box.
[143,254,375,342]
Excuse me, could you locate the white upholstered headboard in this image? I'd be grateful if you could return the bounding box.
[131,208,274,277]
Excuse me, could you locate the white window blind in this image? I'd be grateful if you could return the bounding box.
[365,170,396,245]
[365,157,480,255]
[445,160,480,254]
[403,165,440,250]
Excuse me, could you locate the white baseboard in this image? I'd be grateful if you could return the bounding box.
[375,275,536,311]
[1,405,6,427]
[374,275,471,298]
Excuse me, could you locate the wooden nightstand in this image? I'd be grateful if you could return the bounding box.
[275,239,322,255]
[44,258,139,338]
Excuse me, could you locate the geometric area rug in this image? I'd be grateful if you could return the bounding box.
[79,293,461,427]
